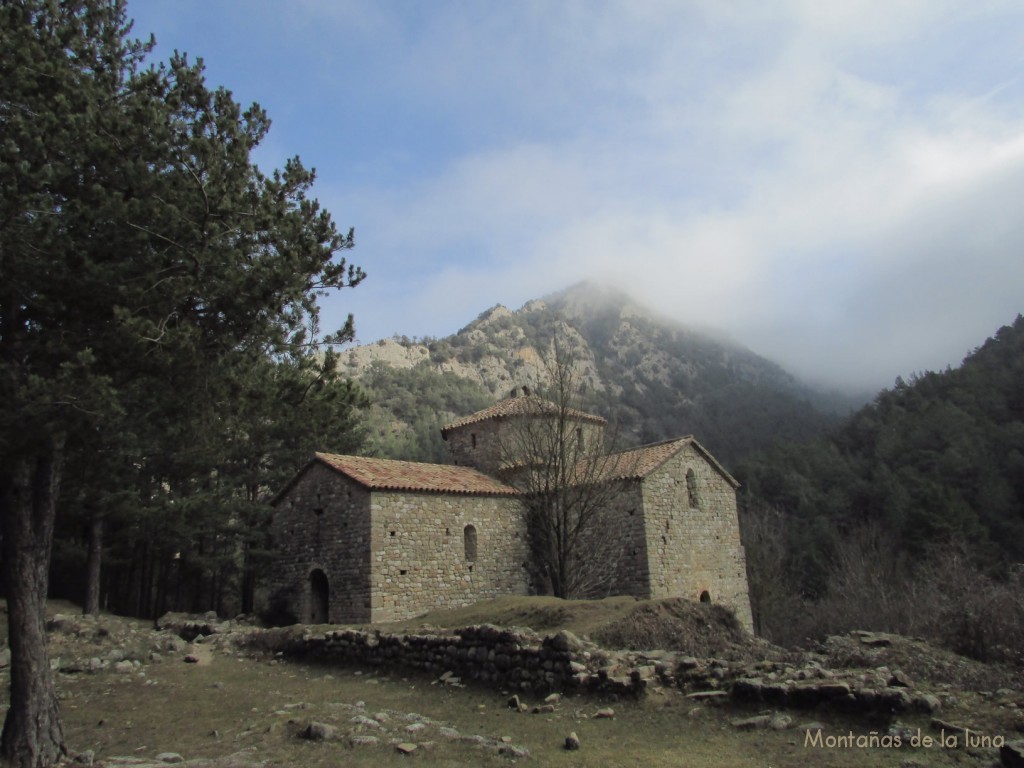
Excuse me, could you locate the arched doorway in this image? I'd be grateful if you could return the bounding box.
[309,569,329,624]
[699,590,711,604]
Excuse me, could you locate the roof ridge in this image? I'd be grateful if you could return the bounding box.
[441,395,606,434]
[313,452,518,496]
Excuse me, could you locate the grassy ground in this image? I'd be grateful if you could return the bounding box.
[0,600,1016,767]
[57,653,963,767]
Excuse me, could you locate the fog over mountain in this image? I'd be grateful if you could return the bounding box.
[340,283,862,467]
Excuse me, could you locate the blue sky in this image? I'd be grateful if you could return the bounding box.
[126,1,1024,391]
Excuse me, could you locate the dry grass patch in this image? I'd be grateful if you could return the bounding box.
[55,656,952,768]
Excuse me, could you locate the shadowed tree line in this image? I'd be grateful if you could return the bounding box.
[738,316,1024,662]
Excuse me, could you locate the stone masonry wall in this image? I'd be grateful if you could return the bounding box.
[640,446,754,632]
[444,418,504,473]
[445,416,605,478]
[271,463,373,624]
[573,481,649,598]
[369,491,529,622]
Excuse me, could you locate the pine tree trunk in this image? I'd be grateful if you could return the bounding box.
[0,439,68,767]
[241,539,256,615]
[83,513,103,616]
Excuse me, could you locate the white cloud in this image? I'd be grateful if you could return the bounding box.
[293,0,1024,391]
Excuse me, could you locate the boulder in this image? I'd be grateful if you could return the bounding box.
[302,722,337,741]
[549,630,583,653]
[888,670,914,688]
[1001,741,1024,768]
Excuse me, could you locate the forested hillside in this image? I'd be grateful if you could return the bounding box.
[346,283,852,466]
[737,315,1024,655]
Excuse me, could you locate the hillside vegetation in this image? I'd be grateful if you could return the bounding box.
[737,315,1024,656]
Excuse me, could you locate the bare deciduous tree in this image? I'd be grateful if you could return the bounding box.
[499,338,639,599]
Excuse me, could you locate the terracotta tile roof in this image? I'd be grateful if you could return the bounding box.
[583,437,739,487]
[441,395,606,434]
[314,452,518,496]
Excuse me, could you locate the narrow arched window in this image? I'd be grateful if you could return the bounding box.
[463,524,477,562]
[686,469,699,508]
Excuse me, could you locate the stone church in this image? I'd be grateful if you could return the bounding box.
[270,393,754,632]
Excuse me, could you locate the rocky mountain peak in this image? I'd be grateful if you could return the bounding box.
[342,284,842,466]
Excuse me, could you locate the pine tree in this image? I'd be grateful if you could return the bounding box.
[0,2,363,762]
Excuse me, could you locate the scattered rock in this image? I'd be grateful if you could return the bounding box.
[183,655,199,664]
[565,732,581,750]
[351,715,381,729]
[930,718,968,739]
[499,744,531,759]
[1001,740,1024,768]
[396,742,418,754]
[889,670,914,688]
[686,690,729,701]
[550,630,583,653]
[858,632,893,647]
[350,735,380,747]
[796,721,826,733]
[544,693,562,705]
[594,708,615,719]
[302,722,338,741]
[507,694,521,710]
[731,715,772,730]
[155,754,184,764]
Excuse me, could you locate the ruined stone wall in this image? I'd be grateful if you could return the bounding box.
[370,491,529,622]
[640,446,753,632]
[271,463,373,624]
[256,624,646,698]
